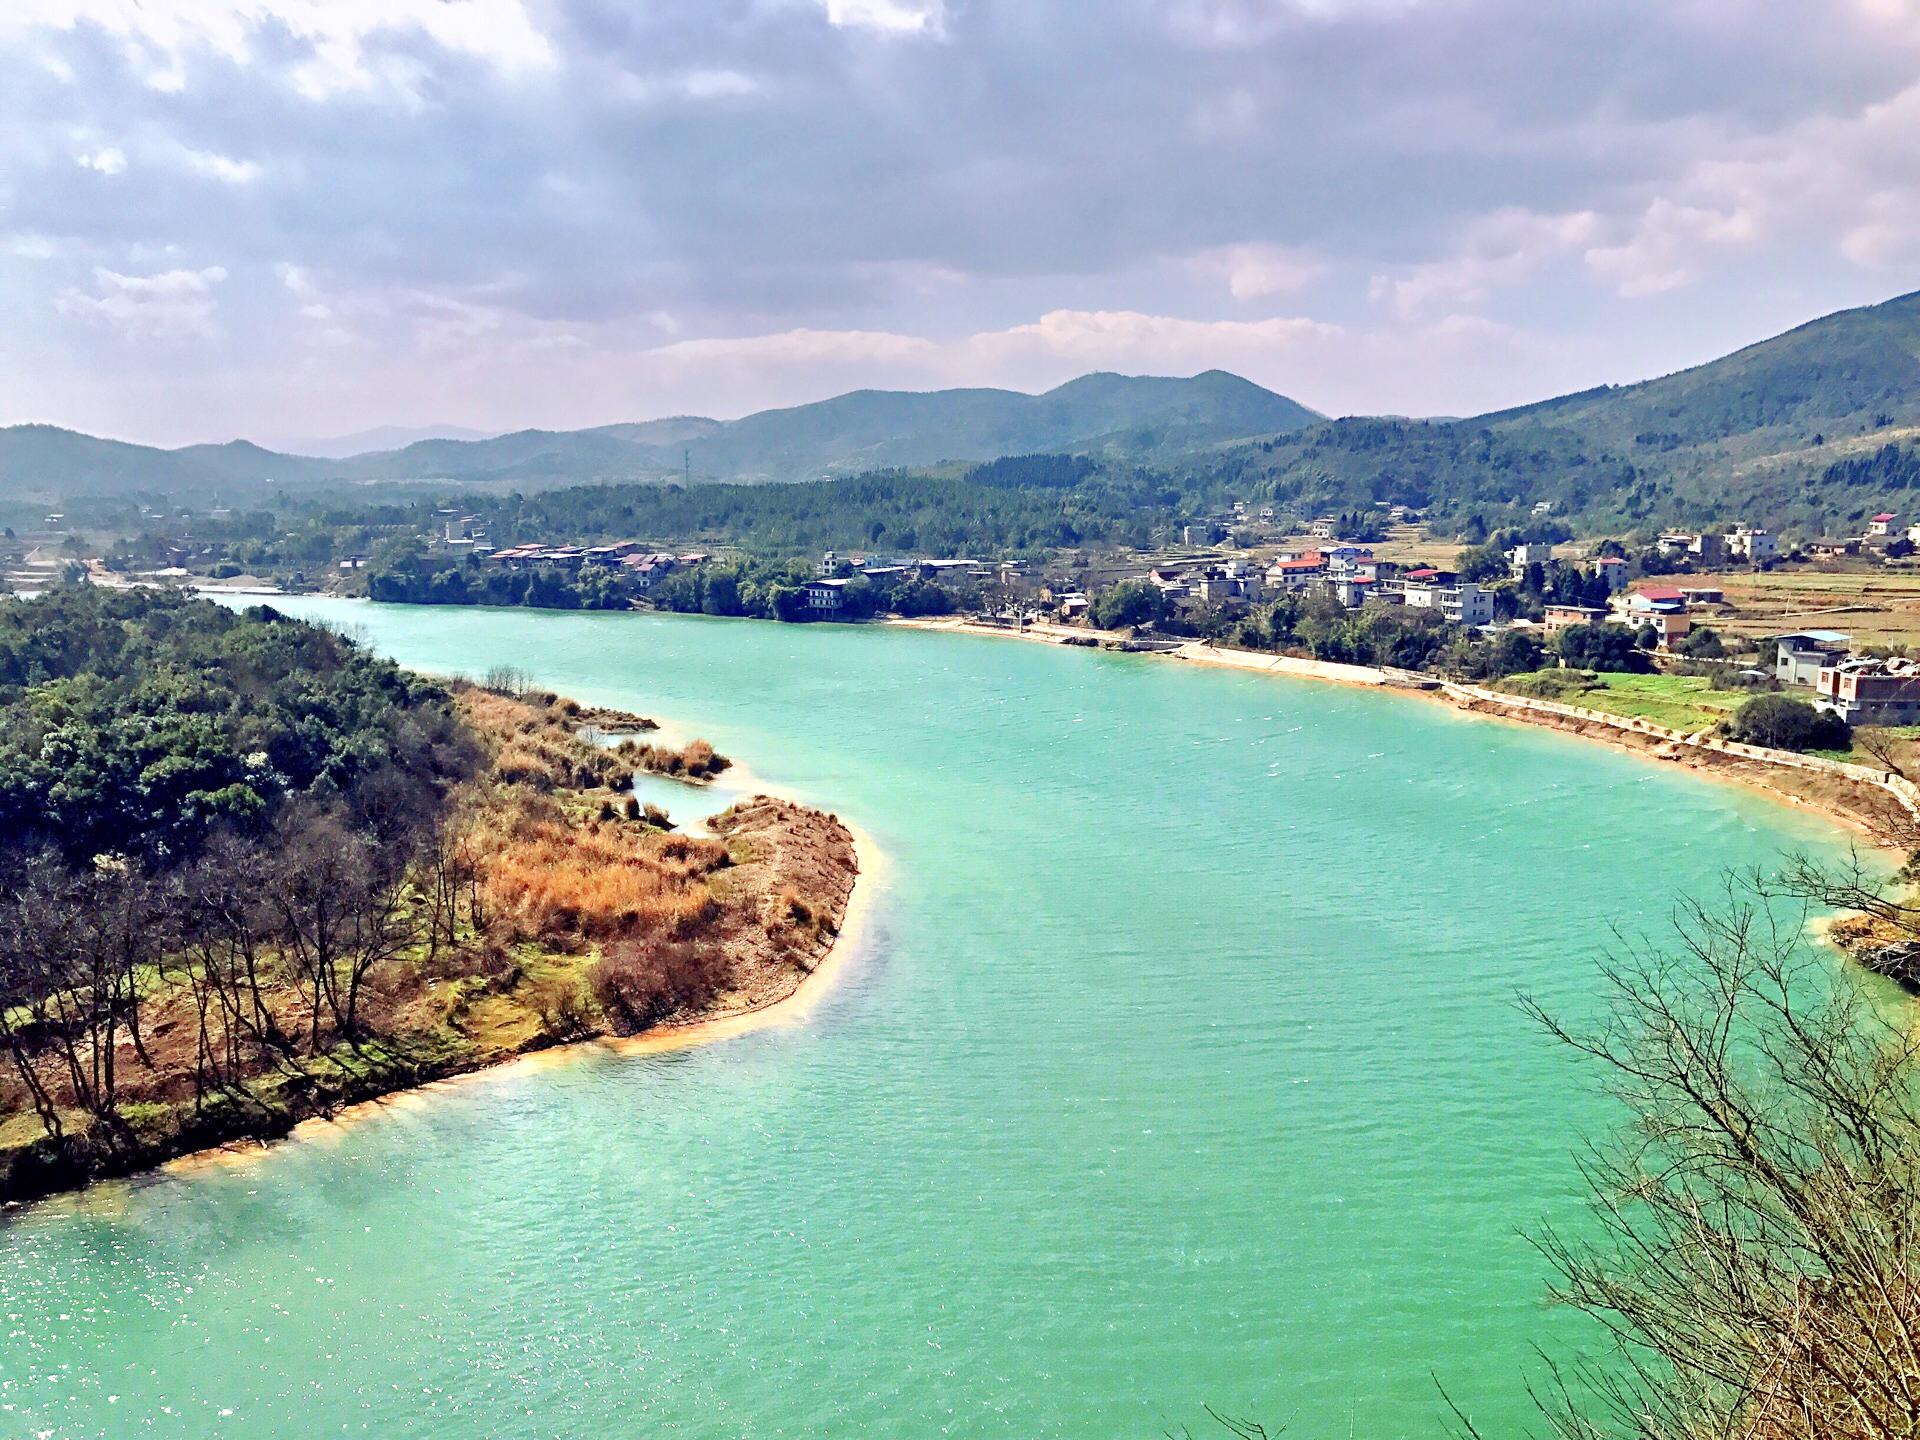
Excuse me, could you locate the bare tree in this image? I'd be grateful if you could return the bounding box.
[170,838,302,1109]
[1520,888,1920,1439]
[268,805,420,1050]
[0,855,173,1143]
[1852,727,1912,784]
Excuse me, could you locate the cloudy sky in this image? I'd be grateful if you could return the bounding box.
[6,0,1920,447]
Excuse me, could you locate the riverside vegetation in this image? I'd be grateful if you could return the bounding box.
[0,586,856,1202]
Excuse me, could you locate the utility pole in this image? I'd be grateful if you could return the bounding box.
[684,448,690,486]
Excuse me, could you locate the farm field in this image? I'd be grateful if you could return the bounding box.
[1686,562,1920,649]
[1495,669,1761,733]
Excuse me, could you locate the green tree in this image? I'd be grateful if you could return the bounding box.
[1726,694,1849,751]
[1555,623,1648,673]
[1089,580,1170,630]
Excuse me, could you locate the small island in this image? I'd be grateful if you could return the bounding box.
[0,587,858,1205]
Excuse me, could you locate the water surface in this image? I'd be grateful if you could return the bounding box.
[0,604,1855,1437]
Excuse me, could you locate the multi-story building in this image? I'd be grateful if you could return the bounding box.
[1592,556,1630,592]
[1402,576,1494,626]
[1544,603,1608,632]
[1776,631,1851,687]
[1817,656,1920,725]
[1725,526,1778,563]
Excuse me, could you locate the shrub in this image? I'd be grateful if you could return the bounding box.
[628,738,732,780]
[587,940,728,1032]
[524,975,593,1040]
[1497,668,1601,701]
[1555,622,1650,672]
[1726,694,1850,751]
[1676,625,1726,658]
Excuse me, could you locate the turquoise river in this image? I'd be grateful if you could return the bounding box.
[0,602,1865,1437]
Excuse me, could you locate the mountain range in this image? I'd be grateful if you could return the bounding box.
[271,424,496,459]
[7,289,1920,534]
[0,370,1319,503]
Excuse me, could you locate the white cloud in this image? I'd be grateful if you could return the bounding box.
[74,145,126,175]
[614,67,762,105]
[1583,199,1756,298]
[966,308,1341,367]
[1189,243,1326,300]
[649,327,937,364]
[823,0,947,37]
[58,265,228,338]
[18,0,1920,442]
[181,147,262,185]
[7,0,557,98]
[1369,208,1599,316]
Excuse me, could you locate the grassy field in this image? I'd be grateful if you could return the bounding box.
[1495,669,1761,732]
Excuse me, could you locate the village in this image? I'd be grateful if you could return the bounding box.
[14,491,1920,734]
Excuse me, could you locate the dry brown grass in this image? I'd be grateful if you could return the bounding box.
[457,685,642,790]
[466,787,728,945]
[452,686,752,948]
[623,735,733,780]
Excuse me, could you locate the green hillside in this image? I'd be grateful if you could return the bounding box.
[1204,289,1920,537]
[0,371,1318,503]
[14,290,1920,538]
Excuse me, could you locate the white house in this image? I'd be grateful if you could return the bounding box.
[803,578,849,612]
[1403,578,1493,626]
[1726,526,1778,563]
[1776,631,1850,687]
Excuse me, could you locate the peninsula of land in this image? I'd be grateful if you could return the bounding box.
[0,589,860,1205]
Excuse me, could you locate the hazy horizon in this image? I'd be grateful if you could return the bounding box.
[8,1,1920,446]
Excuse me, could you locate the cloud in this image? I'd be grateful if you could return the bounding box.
[1189,244,1326,301]
[1369,209,1600,316]
[967,309,1341,369]
[74,145,125,175]
[650,327,937,364]
[822,0,947,37]
[9,0,1920,442]
[57,265,228,338]
[5,0,557,99]
[1583,199,1757,298]
[180,147,261,185]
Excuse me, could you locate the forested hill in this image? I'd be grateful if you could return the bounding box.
[0,370,1317,503]
[0,585,859,1202]
[1482,288,1920,444]
[0,586,471,863]
[1202,288,1920,536]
